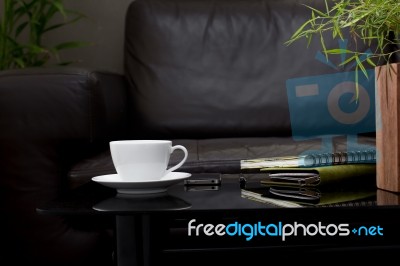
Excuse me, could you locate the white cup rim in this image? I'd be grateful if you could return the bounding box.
[110,140,171,145]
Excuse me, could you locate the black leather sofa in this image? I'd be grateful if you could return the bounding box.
[0,0,383,265]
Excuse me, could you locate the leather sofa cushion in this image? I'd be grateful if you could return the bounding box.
[68,135,376,188]
[124,0,376,139]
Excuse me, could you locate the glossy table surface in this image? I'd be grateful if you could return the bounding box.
[38,173,400,214]
[37,173,400,265]
[37,173,400,231]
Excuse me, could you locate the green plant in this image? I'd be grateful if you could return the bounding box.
[286,0,400,80]
[0,0,88,70]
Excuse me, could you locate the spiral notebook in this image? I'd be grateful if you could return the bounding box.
[240,149,376,170]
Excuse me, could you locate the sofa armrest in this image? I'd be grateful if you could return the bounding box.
[0,67,127,265]
[0,67,128,143]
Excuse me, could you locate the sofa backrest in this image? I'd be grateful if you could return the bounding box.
[124,0,377,139]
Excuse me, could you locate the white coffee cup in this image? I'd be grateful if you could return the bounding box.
[110,140,188,181]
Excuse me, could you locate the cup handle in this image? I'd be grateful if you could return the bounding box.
[167,145,188,173]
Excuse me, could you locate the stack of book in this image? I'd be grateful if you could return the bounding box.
[239,149,377,207]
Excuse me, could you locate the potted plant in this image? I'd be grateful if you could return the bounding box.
[285,0,400,192]
[0,0,88,70]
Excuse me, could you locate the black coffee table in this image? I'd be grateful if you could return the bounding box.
[37,173,400,266]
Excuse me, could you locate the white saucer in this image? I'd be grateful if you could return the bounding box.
[91,172,191,194]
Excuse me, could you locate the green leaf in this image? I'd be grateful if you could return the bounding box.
[366,57,376,67]
[339,55,357,66]
[54,41,91,51]
[0,0,88,69]
[44,14,84,33]
[320,34,327,58]
[355,55,369,79]
[285,0,400,72]
[355,67,359,100]
[50,0,67,18]
[324,48,354,55]
[13,57,26,68]
[285,19,313,45]
[15,21,28,37]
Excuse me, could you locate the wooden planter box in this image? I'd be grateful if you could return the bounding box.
[376,62,400,192]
